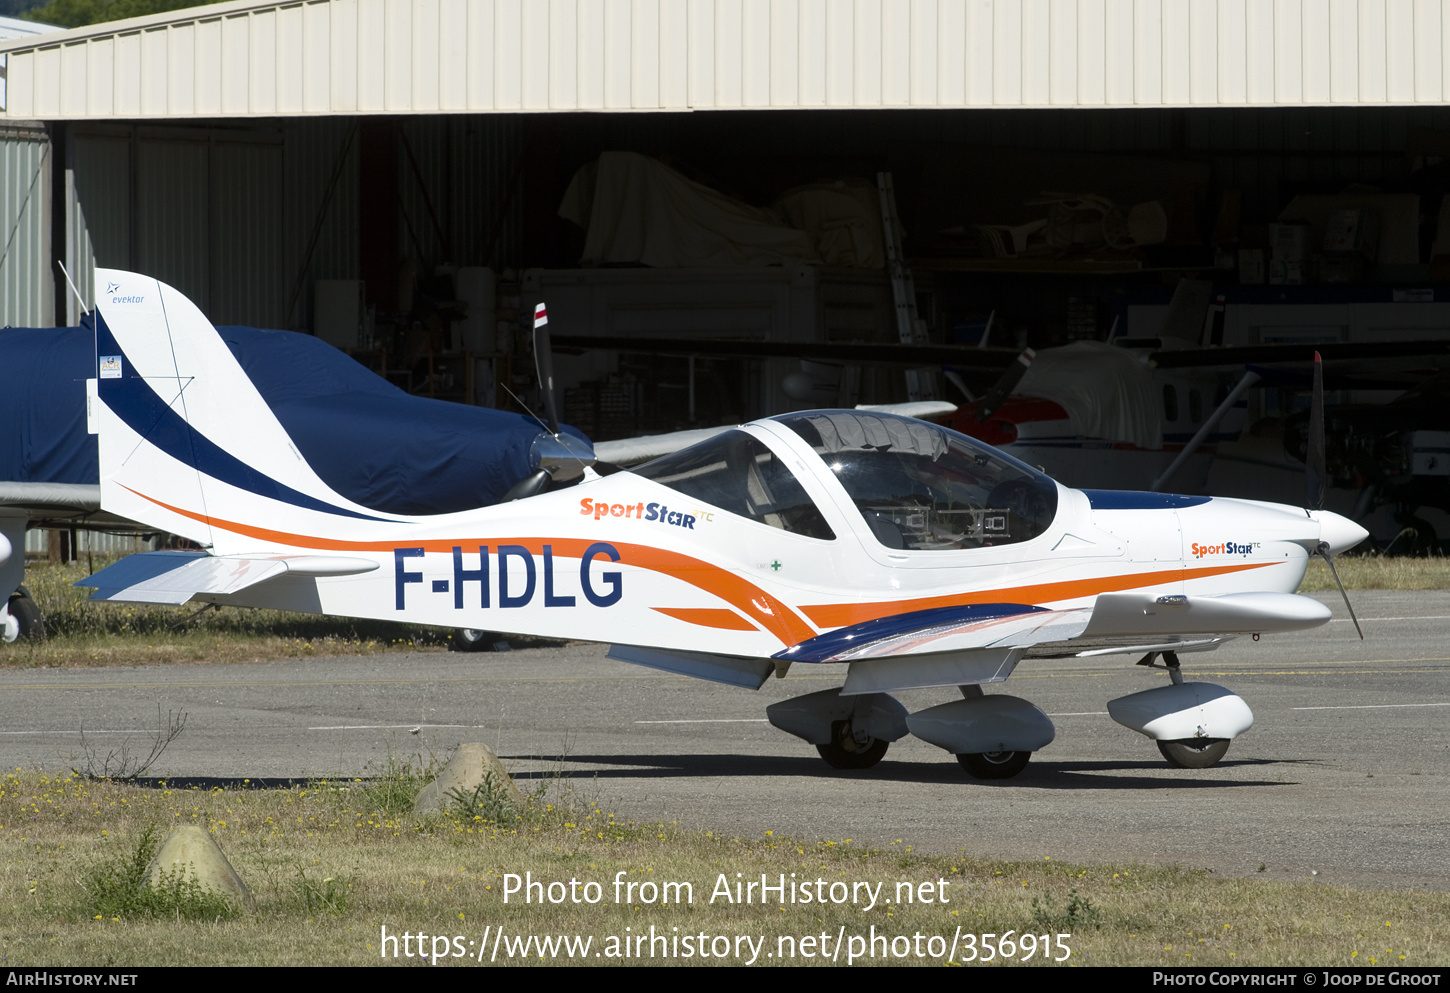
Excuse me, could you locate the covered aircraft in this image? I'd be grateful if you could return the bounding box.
[70,268,1368,778]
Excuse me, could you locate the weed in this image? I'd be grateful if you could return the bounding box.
[80,825,238,921]
[367,755,436,816]
[293,867,350,916]
[1031,886,1102,930]
[73,704,187,781]
[447,771,518,823]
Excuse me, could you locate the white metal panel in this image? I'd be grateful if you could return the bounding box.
[1274,0,1304,104]
[547,0,578,109]
[1302,0,1332,104]
[8,0,1450,117]
[355,0,385,111]
[1357,0,1387,104]
[1187,0,1216,105]
[1328,0,1357,103]
[141,29,169,115]
[329,0,358,112]
[1049,0,1077,106]
[1245,0,1275,103]
[772,0,800,108]
[964,0,993,105]
[249,10,278,115]
[1075,0,1105,106]
[87,36,114,116]
[274,5,303,115]
[825,0,854,105]
[168,24,196,116]
[577,0,606,108]
[632,0,660,108]
[1216,0,1246,104]
[194,18,223,115]
[112,36,140,117]
[798,0,827,106]
[994,0,1023,104]
[1415,0,1444,101]
[1133,0,1162,105]
[384,0,411,111]
[1021,0,1050,106]
[741,0,769,106]
[222,15,250,114]
[302,0,331,113]
[411,0,440,112]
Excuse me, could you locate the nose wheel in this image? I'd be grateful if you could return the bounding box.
[1157,738,1230,769]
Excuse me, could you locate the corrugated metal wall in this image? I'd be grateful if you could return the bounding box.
[13,0,1450,120]
[400,115,524,269]
[63,114,521,329]
[0,124,50,327]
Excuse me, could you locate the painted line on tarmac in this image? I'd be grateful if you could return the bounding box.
[0,728,159,735]
[634,719,770,724]
[307,723,489,730]
[1291,702,1450,711]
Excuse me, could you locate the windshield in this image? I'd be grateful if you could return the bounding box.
[778,411,1058,550]
[630,430,836,541]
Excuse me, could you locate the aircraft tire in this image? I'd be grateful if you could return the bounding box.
[451,628,496,652]
[1157,738,1230,769]
[815,722,888,770]
[6,594,45,641]
[957,750,1030,779]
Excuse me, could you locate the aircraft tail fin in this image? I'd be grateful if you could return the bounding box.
[93,269,396,554]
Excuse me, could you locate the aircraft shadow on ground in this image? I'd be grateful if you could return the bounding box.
[502,753,1302,790]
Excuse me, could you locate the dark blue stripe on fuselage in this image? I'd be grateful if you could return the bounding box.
[1082,489,1211,510]
[773,602,1046,663]
[95,311,397,523]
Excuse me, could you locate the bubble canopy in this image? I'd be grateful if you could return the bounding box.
[631,410,1059,551]
[776,410,1059,551]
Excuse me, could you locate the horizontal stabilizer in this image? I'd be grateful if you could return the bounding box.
[78,551,378,605]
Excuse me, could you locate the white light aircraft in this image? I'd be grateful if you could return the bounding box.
[78,268,1368,779]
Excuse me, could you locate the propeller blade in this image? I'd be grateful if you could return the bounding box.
[1306,350,1326,509]
[974,347,1036,422]
[532,303,560,436]
[1317,541,1363,640]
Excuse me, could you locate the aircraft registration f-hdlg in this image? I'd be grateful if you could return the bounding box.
[78,268,1368,779]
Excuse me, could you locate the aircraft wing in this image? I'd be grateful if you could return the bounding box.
[766,592,1330,695]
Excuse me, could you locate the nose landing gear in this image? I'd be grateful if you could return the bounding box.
[1107,651,1252,770]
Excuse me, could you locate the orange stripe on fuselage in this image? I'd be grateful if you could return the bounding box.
[652,607,758,631]
[800,561,1275,629]
[122,486,815,646]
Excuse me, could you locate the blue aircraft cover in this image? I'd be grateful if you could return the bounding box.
[1,322,584,516]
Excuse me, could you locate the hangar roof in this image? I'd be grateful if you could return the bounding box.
[4,0,1450,120]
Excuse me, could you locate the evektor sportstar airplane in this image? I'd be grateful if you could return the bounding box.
[79,268,1368,779]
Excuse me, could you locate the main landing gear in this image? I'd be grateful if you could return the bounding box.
[766,650,1253,779]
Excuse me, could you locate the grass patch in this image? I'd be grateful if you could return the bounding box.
[80,825,238,922]
[1299,553,1450,591]
[1,766,1447,967]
